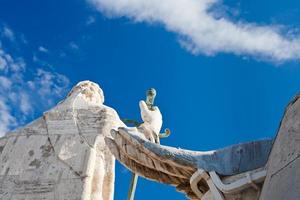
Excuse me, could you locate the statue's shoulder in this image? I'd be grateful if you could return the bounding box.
[97,105,120,118]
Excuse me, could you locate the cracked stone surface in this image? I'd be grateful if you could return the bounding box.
[260,93,300,200]
[0,81,124,200]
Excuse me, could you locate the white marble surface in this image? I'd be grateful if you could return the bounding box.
[0,81,123,200]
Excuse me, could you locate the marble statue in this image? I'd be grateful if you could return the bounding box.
[106,87,300,200]
[0,81,124,200]
[1,81,300,200]
[106,102,273,199]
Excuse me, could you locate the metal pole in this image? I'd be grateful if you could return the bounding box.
[127,173,139,200]
[126,88,160,200]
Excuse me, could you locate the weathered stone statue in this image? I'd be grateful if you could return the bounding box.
[106,90,300,200]
[1,81,300,200]
[107,115,272,199]
[0,81,171,200]
[0,81,124,200]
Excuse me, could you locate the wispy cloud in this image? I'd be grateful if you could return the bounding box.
[0,48,25,72]
[34,69,70,105]
[38,46,49,53]
[2,26,15,41]
[0,25,70,136]
[0,76,12,89]
[86,16,96,25]
[88,0,300,62]
[69,41,79,50]
[0,98,17,135]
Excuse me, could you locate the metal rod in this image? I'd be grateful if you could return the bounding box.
[127,173,139,200]
[126,88,160,200]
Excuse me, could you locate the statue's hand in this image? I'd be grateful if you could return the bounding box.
[139,100,162,134]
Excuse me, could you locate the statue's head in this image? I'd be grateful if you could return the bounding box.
[67,80,105,105]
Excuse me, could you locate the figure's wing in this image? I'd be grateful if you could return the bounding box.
[105,127,199,198]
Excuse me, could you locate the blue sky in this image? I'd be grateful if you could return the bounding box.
[1,0,300,199]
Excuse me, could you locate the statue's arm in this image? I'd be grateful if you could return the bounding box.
[105,128,198,199]
[106,99,273,199]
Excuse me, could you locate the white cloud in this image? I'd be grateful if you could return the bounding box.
[19,92,32,115]
[0,99,16,137]
[69,42,79,50]
[0,49,25,72]
[0,55,8,70]
[38,46,49,53]
[0,25,70,136]
[86,16,96,25]
[2,26,15,41]
[34,68,70,104]
[0,76,12,89]
[88,0,300,62]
